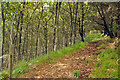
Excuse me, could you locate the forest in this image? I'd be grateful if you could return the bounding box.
[0,1,120,79]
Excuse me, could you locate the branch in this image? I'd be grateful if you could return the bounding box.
[94,20,104,26]
[46,12,54,23]
[46,6,54,23]
[61,7,76,15]
[32,3,40,14]
[96,5,103,19]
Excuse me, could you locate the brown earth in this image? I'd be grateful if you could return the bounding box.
[18,40,108,78]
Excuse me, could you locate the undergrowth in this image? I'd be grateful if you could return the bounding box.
[91,48,119,78]
[85,58,93,63]
[86,30,101,42]
[100,43,105,49]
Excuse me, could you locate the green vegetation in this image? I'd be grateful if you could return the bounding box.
[100,43,105,49]
[85,58,93,63]
[0,2,120,79]
[86,31,101,42]
[72,70,80,78]
[1,41,88,78]
[92,48,119,78]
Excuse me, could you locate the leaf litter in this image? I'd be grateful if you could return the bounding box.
[18,40,108,78]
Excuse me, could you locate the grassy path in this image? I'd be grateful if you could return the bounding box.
[18,40,108,78]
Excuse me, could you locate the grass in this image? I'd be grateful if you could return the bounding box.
[72,70,80,78]
[85,58,93,63]
[1,42,88,79]
[86,30,101,42]
[100,43,105,49]
[91,48,119,78]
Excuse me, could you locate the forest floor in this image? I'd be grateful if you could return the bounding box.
[18,40,109,78]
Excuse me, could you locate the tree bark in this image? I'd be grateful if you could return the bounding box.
[44,25,48,54]
[18,2,25,60]
[81,3,84,42]
[61,17,65,48]
[96,4,112,38]
[9,45,13,78]
[56,2,61,50]
[1,2,5,72]
[110,18,114,38]
[69,2,73,45]
[53,2,58,51]
[74,2,78,44]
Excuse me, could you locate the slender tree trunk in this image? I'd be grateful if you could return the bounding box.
[25,23,29,60]
[79,18,81,41]
[25,9,29,60]
[18,2,25,60]
[69,3,73,45]
[36,36,38,57]
[56,2,61,50]
[110,18,114,38]
[44,24,48,54]
[22,34,26,59]
[13,35,16,64]
[36,20,40,57]
[81,3,84,42]
[9,12,14,79]
[1,2,5,72]
[74,2,78,44]
[53,2,58,51]
[65,31,68,47]
[16,16,20,61]
[9,45,13,78]
[62,17,65,48]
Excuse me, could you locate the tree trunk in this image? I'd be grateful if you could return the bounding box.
[1,2,5,72]
[44,24,48,54]
[81,3,84,42]
[18,2,25,60]
[53,2,58,51]
[9,45,13,78]
[69,2,73,45]
[110,18,114,38]
[25,10,29,60]
[96,4,112,38]
[62,17,65,48]
[36,23,40,57]
[56,2,61,50]
[74,2,78,44]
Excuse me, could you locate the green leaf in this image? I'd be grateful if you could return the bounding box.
[50,25,54,28]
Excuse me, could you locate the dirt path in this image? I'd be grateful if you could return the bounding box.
[18,40,107,78]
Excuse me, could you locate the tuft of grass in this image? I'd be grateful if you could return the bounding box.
[92,48,119,78]
[1,42,88,79]
[1,72,9,79]
[72,70,80,78]
[94,62,101,67]
[85,58,93,63]
[100,43,105,49]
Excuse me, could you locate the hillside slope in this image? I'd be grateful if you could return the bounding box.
[18,40,108,78]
